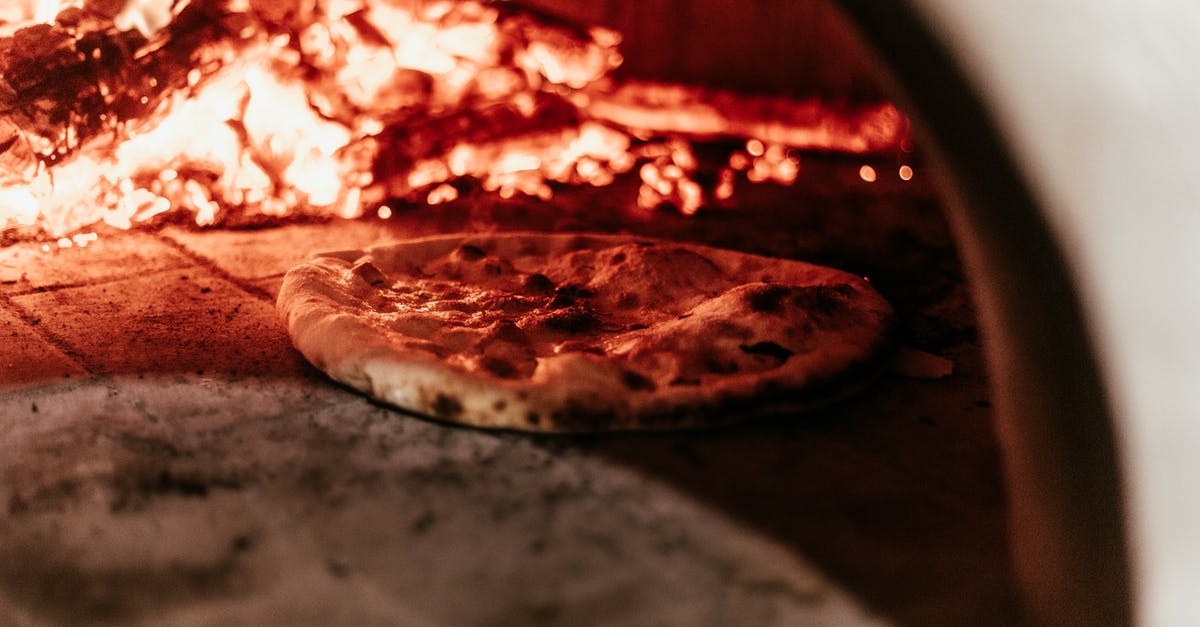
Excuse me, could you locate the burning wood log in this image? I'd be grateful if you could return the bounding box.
[0,0,908,241]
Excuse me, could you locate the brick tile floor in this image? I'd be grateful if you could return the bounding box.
[0,217,1018,626]
[0,307,86,391]
[0,232,193,293]
[160,219,393,281]
[10,270,306,377]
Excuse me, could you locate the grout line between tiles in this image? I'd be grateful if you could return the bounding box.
[0,291,94,379]
[2,275,182,298]
[152,233,278,302]
[2,264,239,376]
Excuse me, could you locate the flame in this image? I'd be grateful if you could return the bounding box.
[34,0,61,24]
[0,0,910,241]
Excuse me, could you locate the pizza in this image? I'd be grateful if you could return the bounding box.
[276,232,893,432]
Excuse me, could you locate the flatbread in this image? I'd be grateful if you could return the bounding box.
[276,232,893,432]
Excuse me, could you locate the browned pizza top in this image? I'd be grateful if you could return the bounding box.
[278,232,893,431]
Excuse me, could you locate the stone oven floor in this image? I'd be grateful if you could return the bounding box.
[0,170,1020,625]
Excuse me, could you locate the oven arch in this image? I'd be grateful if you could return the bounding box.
[838,2,1200,625]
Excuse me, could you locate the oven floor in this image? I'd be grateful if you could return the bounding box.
[0,169,1021,625]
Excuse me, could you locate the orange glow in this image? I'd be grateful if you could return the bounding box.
[859,165,878,183]
[0,0,636,237]
[0,0,911,241]
[714,169,736,201]
[34,0,61,23]
[636,140,705,213]
[736,142,800,186]
[899,165,914,181]
[426,183,459,205]
[587,81,908,153]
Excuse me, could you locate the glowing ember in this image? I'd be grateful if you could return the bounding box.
[585,80,907,153]
[635,138,704,214]
[731,140,801,186]
[0,0,910,240]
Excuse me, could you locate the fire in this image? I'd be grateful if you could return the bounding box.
[1,0,909,240]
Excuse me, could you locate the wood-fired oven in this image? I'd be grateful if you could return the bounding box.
[3,1,1197,625]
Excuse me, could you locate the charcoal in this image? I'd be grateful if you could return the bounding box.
[371,92,580,183]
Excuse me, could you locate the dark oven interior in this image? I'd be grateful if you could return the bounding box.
[0,1,1025,624]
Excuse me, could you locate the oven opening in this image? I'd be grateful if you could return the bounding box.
[1,1,1037,624]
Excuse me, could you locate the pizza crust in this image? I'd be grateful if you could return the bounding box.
[277,232,893,432]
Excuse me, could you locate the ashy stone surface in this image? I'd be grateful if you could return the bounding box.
[111,372,354,434]
[0,381,171,514]
[0,369,1016,626]
[0,384,889,627]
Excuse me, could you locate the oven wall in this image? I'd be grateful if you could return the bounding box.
[515,0,885,100]
[897,4,1200,625]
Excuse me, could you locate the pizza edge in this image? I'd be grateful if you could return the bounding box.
[277,231,896,432]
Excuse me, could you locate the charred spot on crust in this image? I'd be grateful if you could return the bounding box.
[493,400,507,411]
[548,284,595,309]
[627,323,648,331]
[616,292,639,308]
[523,273,556,295]
[610,251,627,264]
[568,286,598,298]
[790,284,854,316]
[620,369,656,391]
[455,244,486,261]
[541,307,602,334]
[481,356,519,379]
[432,393,463,418]
[351,260,388,286]
[489,319,527,343]
[739,341,795,362]
[526,412,541,425]
[670,376,701,386]
[745,284,790,313]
